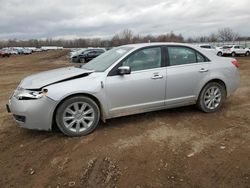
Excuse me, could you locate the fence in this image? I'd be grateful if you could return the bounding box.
[195,41,250,48]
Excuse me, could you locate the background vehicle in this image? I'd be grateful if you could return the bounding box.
[7,43,240,137]
[221,45,250,56]
[7,49,19,55]
[22,48,32,55]
[198,44,221,56]
[71,48,106,63]
[70,48,87,58]
[0,49,10,57]
[13,47,25,54]
[216,47,223,56]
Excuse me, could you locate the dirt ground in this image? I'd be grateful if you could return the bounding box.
[0,51,249,188]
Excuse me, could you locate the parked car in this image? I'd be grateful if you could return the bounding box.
[72,48,106,63]
[70,48,87,58]
[13,47,25,54]
[0,49,10,57]
[7,43,240,137]
[221,45,250,57]
[22,48,32,55]
[33,48,43,52]
[198,44,222,56]
[78,49,106,63]
[216,47,223,56]
[7,49,19,55]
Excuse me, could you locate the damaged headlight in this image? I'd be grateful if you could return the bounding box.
[14,88,48,100]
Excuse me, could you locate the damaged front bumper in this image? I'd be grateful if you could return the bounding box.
[7,95,57,131]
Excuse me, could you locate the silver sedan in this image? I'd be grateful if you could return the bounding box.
[7,43,240,137]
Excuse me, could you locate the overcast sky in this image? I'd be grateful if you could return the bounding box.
[0,0,249,40]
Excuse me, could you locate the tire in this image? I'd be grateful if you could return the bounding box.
[217,52,222,56]
[56,96,100,137]
[231,52,236,57]
[197,82,226,113]
[80,58,86,63]
[71,57,77,63]
[246,51,250,56]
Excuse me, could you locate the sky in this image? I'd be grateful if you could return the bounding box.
[0,0,249,40]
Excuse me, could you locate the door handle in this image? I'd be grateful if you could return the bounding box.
[199,68,208,73]
[151,75,163,79]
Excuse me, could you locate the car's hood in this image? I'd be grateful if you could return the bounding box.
[19,66,93,90]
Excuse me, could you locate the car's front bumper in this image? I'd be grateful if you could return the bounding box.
[7,96,57,131]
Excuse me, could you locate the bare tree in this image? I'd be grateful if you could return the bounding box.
[119,29,134,44]
[217,28,239,42]
[208,33,218,42]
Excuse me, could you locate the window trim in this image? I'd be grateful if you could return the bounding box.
[108,45,166,76]
[165,45,210,67]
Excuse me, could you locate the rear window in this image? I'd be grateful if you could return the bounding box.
[222,46,232,49]
[200,45,211,49]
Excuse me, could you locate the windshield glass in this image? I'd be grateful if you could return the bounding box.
[81,47,133,71]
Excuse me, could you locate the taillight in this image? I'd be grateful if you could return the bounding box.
[232,60,239,68]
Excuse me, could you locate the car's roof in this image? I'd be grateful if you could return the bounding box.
[120,42,222,61]
[121,42,200,49]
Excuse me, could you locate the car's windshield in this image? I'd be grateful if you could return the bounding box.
[81,47,133,71]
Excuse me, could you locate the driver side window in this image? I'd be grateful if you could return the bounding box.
[122,47,161,71]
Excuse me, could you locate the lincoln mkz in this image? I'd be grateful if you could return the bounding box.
[7,43,240,136]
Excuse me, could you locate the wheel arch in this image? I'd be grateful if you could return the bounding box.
[198,78,227,99]
[51,93,105,130]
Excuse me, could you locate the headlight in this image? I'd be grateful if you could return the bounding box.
[14,88,48,100]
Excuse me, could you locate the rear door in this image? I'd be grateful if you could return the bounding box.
[165,46,211,107]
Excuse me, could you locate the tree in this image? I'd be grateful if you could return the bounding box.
[217,28,239,42]
[119,29,133,44]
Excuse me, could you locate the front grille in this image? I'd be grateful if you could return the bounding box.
[13,115,26,123]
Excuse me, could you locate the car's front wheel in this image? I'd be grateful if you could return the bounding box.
[56,96,100,137]
[197,82,226,113]
[246,51,250,56]
[217,52,222,56]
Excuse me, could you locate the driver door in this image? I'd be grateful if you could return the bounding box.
[105,46,166,118]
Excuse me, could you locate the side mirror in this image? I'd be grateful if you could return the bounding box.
[117,66,131,75]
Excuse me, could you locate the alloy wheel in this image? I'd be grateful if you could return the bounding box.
[62,102,95,133]
[203,86,222,110]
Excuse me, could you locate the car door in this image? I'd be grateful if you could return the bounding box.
[165,46,211,107]
[105,46,167,117]
[239,46,246,54]
[234,46,240,54]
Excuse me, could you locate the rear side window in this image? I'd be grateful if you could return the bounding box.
[196,52,206,62]
[168,46,207,66]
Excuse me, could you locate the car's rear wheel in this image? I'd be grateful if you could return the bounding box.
[246,51,250,56]
[80,58,86,63]
[56,96,100,137]
[217,52,222,56]
[231,52,236,57]
[197,82,226,113]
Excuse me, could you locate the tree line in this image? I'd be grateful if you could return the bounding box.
[0,28,249,48]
